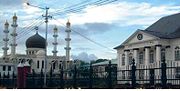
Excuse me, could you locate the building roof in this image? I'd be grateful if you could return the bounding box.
[145,13,180,39]
[114,13,180,49]
[26,32,46,49]
[113,45,124,49]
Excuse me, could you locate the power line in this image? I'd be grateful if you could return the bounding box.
[50,0,91,15]
[16,20,44,42]
[52,0,118,17]
[0,17,43,46]
[52,17,116,53]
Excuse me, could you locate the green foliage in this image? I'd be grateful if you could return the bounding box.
[91,59,109,64]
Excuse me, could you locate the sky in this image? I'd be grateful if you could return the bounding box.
[0,0,180,61]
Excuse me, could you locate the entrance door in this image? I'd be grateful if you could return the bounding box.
[149,69,155,85]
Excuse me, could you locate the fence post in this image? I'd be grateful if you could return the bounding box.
[40,69,43,88]
[161,57,167,89]
[3,72,5,87]
[7,72,10,79]
[12,71,15,88]
[131,58,136,89]
[49,66,53,87]
[0,72,1,86]
[73,65,77,88]
[32,69,35,88]
[60,67,64,89]
[107,60,112,88]
[89,63,93,88]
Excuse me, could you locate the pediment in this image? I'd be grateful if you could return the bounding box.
[122,30,159,45]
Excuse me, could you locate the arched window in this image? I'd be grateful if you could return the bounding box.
[32,51,34,54]
[139,52,144,64]
[37,60,39,68]
[150,50,154,63]
[122,54,125,66]
[53,61,56,69]
[59,64,62,69]
[128,53,133,65]
[175,46,180,61]
[42,60,44,69]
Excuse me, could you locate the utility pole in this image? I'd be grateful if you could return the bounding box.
[27,3,52,87]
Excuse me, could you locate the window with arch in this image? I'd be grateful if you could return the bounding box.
[42,60,44,69]
[53,61,56,69]
[175,46,180,61]
[122,54,125,66]
[150,50,154,63]
[59,63,62,69]
[129,53,133,65]
[37,60,39,68]
[32,51,34,54]
[161,49,166,60]
[139,52,144,64]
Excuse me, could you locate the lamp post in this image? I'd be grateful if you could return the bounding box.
[26,2,52,87]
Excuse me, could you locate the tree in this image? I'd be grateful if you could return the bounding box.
[91,59,109,64]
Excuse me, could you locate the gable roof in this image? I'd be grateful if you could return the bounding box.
[114,13,180,50]
[145,13,180,39]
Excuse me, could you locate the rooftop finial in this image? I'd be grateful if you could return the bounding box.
[5,20,9,26]
[13,13,17,20]
[54,25,58,32]
[66,19,70,27]
[35,26,38,33]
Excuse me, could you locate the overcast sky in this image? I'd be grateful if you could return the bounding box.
[0,0,179,60]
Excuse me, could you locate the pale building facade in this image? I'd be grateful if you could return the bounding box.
[114,13,180,84]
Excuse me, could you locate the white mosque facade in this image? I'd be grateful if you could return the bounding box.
[0,14,73,77]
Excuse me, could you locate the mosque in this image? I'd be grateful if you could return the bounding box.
[0,14,74,77]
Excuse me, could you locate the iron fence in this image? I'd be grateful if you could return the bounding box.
[0,59,180,89]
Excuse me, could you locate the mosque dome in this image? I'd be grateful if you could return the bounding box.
[26,32,46,49]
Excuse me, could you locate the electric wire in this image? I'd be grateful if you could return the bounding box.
[52,17,116,53]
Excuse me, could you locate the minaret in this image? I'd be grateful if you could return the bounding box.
[64,20,71,69]
[10,13,18,57]
[2,20,9,57]
[52,26,58,56]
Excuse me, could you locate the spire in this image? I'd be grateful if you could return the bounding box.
[13,13,17,21]
[52,26,58,56]
[65,19,71,71]
[10,13,18,58]
[53,26,58,32]
[66,19,71,27]
[5,20,9,26]
[2,20,9,57]
[35,26,39,33]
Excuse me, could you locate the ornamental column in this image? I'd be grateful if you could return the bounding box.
[124,50,129,66]
[145,46,150,65]
[10,13,18,57]
[2,20,9,57]
[144,46,150,81]
[155,45,161,82]
[133,48,139,65]
[124,50,129,81]
[155,45,161,62]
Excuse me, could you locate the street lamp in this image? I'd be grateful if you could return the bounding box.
[26,2,52,87]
